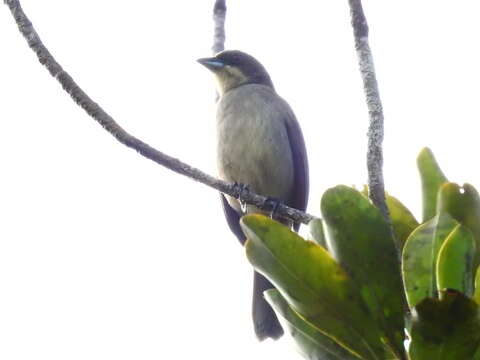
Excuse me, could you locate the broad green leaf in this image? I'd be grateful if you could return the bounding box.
[241,214,386,360]
[474,267,480,304]
[474,347,480,360]
[402,218,437,308]
[430,213,461,295]
[409,290,480,360]
[265,289,360,360]
[417,147,448,222]
[436,224,475,296]
[437,182,480,267]
[402,212,458,308]
[308,218,327,248]
[321,186,407,360]
[361,186,419,248]
[385,194,419,248]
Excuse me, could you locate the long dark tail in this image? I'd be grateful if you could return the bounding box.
[252,271,284,341]
[220,194,284,340]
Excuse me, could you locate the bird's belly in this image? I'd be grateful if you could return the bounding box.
[217,113,294,213]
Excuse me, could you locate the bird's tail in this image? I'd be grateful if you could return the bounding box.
[252,271,284,341]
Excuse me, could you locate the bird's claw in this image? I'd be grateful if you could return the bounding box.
[233,182,250,212]
[264,197,281,219]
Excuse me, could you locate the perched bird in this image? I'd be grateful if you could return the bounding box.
[198,50,309,341]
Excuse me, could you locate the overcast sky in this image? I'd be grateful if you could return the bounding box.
[2,1,480,359]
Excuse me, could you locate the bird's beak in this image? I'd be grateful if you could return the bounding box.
[197,57,225,72]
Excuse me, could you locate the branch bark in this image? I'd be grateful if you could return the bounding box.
[4,0,315,226]
[348,0,390,222]
[348,6,408,316]
[212,0,226,54]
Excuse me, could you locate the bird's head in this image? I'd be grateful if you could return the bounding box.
[197,50,274,95]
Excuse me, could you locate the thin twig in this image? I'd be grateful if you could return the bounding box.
[348,0,389,221]
[212,0,226,54]
[4,0,316,226]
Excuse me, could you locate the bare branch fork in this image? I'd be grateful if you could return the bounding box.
[348,0,390,222]
[4,0,315,226]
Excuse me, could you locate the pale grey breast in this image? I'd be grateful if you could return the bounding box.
[216,84,295,213]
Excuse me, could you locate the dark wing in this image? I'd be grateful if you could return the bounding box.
[220,194,246,245]
[283,110,309,232]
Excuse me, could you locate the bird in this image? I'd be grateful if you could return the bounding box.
[197,50,309,341]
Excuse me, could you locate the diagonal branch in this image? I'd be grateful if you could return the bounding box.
[4,0,316,226]
[348,0,390,222]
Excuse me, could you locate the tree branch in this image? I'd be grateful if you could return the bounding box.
[348,0,390,221]
[348,1,409,327]
[212,0,226,54]
[4,0,316,226]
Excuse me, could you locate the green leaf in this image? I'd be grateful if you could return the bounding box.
[402,218,437,308]
[409,290,480,360]
[474,347,480,360]
[402,212,458,308]
[241,214,386,360]
[361,186,419,249]
[473,345,480,360]
[436,224,475,296]
[265,289,360,360]
[385,193,419,248]
[417,147,448,222]
[308,218,327,248]
[437,182,480,268]
[321,186,407,360]
[474,267,480,304]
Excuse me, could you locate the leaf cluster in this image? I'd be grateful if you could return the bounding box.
[242,148,480,359]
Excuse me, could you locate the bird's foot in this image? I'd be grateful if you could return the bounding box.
[233,182,250,212]
[263,197,281,219]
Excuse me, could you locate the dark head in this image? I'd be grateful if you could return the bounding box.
[197,50,274,95]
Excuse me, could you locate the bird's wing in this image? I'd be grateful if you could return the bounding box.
[283,109,309,232]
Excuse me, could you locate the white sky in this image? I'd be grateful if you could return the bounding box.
[2,1,480,359]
